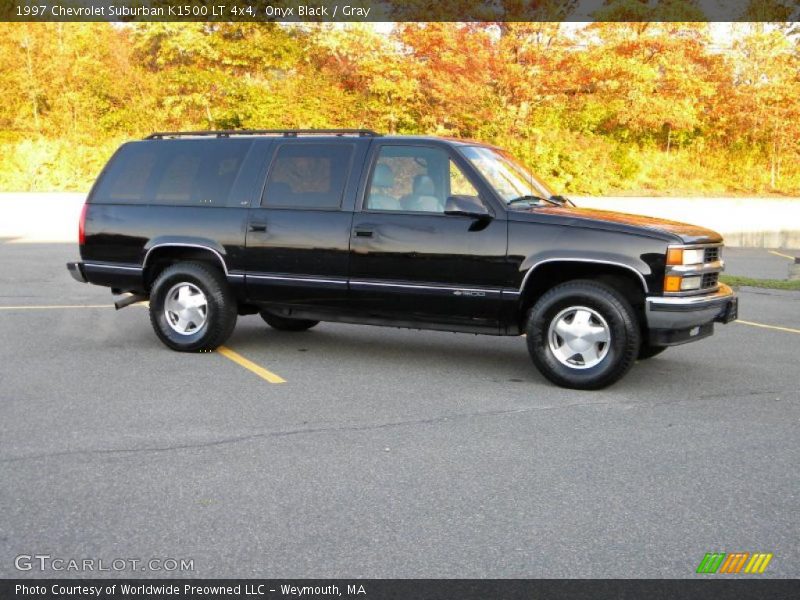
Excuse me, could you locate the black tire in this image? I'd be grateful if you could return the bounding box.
[259,311,319,332]
[638,344,668,360]
[525,280,641,390]
[149,262,237,352]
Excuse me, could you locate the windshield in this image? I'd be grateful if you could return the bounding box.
[459,146,555,205]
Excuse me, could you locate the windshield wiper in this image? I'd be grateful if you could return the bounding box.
[550,194,576,207]
[506,195,552,207]
[507,194,576,208]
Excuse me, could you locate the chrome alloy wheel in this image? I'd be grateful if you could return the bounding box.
[163,282,208,335]
[547,306,611,369]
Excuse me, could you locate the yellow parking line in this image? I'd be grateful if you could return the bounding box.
[1,303,286,382]
[768,250,796,261]
[737,320,800,335]
[217,345,286,384]
[0,304,112,310]
[0,301,149,311]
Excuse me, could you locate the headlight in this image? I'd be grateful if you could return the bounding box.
[679,275,702,291]
[666,247,705,265]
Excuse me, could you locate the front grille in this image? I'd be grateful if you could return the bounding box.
[702,272,719,289]
[704,246,721,263]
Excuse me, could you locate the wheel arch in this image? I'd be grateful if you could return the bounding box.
[142,239,228,290]
[517,259,649,330]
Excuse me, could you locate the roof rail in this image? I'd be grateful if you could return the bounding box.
[145,129,382,140]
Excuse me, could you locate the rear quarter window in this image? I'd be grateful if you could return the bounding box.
[91,139,253,206]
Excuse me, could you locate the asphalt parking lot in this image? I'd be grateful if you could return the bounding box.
[1,242,798,578]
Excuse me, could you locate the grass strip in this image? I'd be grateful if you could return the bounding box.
[720,275,800,291]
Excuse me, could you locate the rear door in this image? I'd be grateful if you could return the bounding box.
[244,138,369,308]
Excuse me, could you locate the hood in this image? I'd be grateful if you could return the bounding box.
[527,206,723,245]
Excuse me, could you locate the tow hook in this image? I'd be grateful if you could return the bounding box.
[114,293,148,310]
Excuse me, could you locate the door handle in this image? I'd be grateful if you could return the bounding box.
[354,229,373,238]
[249,222,267,232]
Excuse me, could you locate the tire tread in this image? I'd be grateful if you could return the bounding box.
[149,262,237,352]
[526,279,641,389]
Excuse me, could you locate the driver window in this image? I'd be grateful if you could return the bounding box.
[366,146,449,213]
[449,159,480,197]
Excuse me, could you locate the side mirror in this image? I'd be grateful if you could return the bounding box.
[444,195,492,219]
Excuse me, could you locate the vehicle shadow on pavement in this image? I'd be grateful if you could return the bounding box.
[230,319,536,373]
[224,319,681,393]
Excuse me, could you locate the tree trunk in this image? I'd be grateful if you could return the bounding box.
[23,31,40,133]
[205,101,214,127]
[770,139,777,189]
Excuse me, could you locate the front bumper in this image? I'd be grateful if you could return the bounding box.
[645,283,738,346]
[66,261,87,283]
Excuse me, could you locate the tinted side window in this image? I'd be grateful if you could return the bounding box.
[262,143,353,209]
[92,144,158,203]
[151,141,251,206]
[91,140,252,206]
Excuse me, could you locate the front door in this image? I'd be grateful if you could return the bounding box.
[348,143,507,331]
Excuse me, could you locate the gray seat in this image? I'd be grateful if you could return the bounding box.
[401,175,442,212]
[368,164,399,211]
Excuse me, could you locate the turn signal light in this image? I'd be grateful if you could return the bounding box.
[666,247,684,265]
[664,275,682,292]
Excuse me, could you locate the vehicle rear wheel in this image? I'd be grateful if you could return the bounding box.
[260,311,319,332]
[525,280,641,390]
[638,344,668,360]
[149,262,237,352]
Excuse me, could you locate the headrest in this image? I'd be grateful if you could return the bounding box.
[372,163,395,188]
[413,175,435,196]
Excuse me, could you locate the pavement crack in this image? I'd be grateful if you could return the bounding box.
[2,388,793,464]
[0,401,608,464]
[698,388,781,400]
[622,389,786,409]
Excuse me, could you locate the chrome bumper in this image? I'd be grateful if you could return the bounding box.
[646,283,738,331]
[66,261,87,283]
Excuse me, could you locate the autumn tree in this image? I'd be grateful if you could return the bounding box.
[715,26,800,188]
[2,21,800,194]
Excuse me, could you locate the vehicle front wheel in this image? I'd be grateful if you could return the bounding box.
[149,262,237,352]
[260,311,319,332]
[637,343,668,360]
[525,280,641,390]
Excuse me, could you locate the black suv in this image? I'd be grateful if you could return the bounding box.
[67,129,737,389]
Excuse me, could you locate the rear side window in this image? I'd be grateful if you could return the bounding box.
[91,140,252,206]
[93,146,157,203]
[262,143,353,209]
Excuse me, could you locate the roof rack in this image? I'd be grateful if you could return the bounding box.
[145,129,382,140]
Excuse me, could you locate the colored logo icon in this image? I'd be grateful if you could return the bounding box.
[696,552,773,574]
